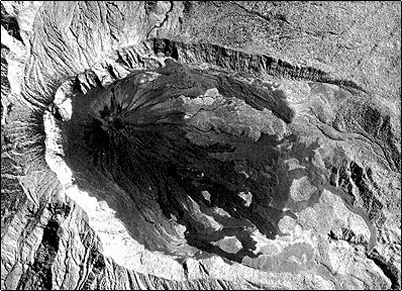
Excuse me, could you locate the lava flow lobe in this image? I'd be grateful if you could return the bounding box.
[62,61,322,262]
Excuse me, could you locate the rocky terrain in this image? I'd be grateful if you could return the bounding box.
[1,1,401,290]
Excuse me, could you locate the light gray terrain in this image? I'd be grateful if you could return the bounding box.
[1,1,401,290]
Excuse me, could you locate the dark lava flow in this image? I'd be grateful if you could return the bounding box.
[62,61,327,262]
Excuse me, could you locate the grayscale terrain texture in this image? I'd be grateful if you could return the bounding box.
[1,1,401,290]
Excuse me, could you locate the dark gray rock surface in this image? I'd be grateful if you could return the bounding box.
[1,1,400,290]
